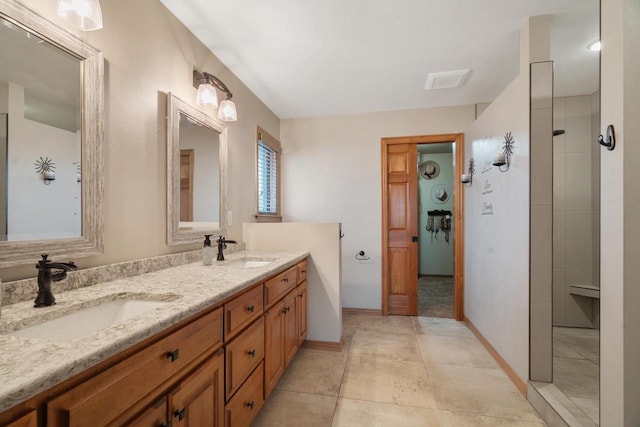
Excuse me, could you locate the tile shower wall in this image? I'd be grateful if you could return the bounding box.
[552,94,600,328]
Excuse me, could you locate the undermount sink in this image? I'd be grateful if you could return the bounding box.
[9,299,170,342]
[222,258,275,268]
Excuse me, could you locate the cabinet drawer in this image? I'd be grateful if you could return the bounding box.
[47,307,223,426]
[225,316,264,400]
[224,362,264,427]
[297,260,307,284]
[224,284,264,341]
[264,266,298,308]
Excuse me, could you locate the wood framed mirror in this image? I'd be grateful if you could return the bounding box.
[0,0,104,267]
[167,93,227,245]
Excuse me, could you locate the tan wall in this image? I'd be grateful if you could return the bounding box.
[280,105,475,310]
[0,0,279,281]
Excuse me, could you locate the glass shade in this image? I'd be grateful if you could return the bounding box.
[218,99,237,122]
[57,0,103,31]
[196,83,218,108]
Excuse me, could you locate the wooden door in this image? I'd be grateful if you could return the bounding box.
[264,300,285,397]
[381,134,465,320]
[383,143,419,315]
[169,350,224,427]
[180,149,194,221]
[283,289,298,367]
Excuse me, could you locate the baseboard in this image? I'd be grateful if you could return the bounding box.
[301,338,344,351]
[342,307,382,316]
[464,316,528,397]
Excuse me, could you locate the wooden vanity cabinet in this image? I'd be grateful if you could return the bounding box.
[4,410,37,427]
[297,281,308,345]
[47,307,223,427]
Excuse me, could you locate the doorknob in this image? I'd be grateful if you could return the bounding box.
[412,236,419,242]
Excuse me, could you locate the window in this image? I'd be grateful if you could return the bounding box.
[256,127,282,222]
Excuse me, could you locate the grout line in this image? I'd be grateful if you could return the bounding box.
[330,316,356,426]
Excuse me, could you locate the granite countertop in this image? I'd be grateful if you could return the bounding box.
[0,250,308,413]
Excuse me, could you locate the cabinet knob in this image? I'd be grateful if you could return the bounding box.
[248,349,256,358]
[247,305,255,313]
[166,349,180,363]
[246,400,255,410]
[174,407,186,421]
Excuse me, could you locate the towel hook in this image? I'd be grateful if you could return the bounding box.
[597,124,615,151]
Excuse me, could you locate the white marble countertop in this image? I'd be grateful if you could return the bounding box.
[0,250,308,412]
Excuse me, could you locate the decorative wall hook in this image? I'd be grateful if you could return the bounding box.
[493,132,515,172]
[461,158,475,187]
[597,124,615,151]
[34,156,56,184]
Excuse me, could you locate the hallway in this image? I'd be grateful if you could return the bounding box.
[254,313,544,426]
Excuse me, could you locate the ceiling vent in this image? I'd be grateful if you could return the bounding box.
[424,69,470,90]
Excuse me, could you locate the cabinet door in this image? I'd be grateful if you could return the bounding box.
[283,289,298,368]
[169,349,224,427]
[5,410,37,427]
[264,300,285,398]
[127,396,168,427]
[297,281,307,345]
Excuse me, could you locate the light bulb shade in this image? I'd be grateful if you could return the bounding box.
[196,83,218,108]
[57,0,103,31]
[218,99,237,122]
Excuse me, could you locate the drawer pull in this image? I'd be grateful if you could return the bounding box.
[174,408,186,421]
[301,270,306,274]
[246,400,255,410]
[166,349,180,363]
[282,306,290,314]
[248,349,256,358]
[283,278,289,283]
[247,305,255,313]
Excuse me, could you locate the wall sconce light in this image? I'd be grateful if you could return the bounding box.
[35,156,56,185]
[193,69,238,122]
[492,131,515,172]
[57,0,103,31]
[461,158,474,187]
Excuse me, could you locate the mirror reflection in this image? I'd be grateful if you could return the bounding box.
[167,93,227,246]
[178,112,220,229]
[0,14,82,241]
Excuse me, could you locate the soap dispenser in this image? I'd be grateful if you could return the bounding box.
[203,234,213,265]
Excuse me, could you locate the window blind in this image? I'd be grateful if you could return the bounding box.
[258,139,278,214]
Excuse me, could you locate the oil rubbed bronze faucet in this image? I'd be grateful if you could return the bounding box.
[34,254,77,307]
[216,236,237,261]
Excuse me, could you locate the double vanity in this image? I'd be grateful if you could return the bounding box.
[0,251,309,426]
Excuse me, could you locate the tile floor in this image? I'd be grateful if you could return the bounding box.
[253,314,546,426]
[552,326,600,425]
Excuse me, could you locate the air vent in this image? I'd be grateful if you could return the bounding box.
[424,69,470,90]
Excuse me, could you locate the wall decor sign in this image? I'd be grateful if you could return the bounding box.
[482,202,494,215]
[482,179,493,195]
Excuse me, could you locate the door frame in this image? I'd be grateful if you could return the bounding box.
[381,133,465,320]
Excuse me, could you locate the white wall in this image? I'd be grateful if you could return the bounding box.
[463,16,549,383]
[4,82,81,241]
[600,0,640,424]
[281,106,475,309]
[418,152,454,276]
[180,122,220,222]
[243,222,342,344]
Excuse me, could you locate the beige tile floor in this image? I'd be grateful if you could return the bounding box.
[552,326,600,425]
[253,314,546,426]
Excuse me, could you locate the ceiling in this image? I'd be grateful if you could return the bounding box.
[160,0,599,119]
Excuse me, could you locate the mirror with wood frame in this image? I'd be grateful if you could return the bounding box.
[0,0,104,267]
[166,93,227,245]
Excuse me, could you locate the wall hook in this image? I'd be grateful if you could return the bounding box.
[597,124,615,151]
